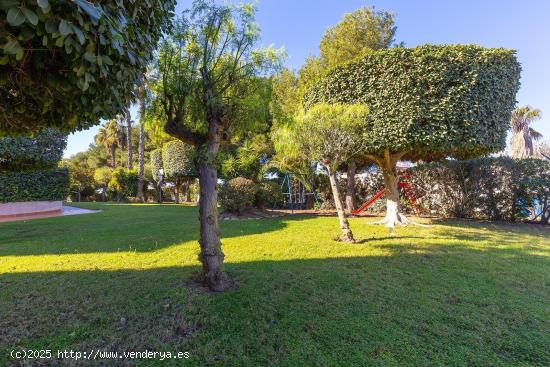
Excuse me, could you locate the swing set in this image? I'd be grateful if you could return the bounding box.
[280,173,319,211]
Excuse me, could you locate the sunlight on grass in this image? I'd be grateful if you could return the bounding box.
[1,204,549,366]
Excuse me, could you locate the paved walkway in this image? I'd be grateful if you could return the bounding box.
[0,205,99,223]
[62,206,99,216]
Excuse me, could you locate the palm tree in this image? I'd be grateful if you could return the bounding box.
[95,119,124,167]
[125,106,133,169]
[136,77,147,202]
[510,106,542,158]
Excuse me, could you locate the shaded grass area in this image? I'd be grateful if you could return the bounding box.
[0,203,549,366]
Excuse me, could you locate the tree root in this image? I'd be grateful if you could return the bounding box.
[367,213,431,231]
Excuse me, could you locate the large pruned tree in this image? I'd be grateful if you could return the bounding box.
[162,140,197,203]
[0,0,175,135]
[154,0,280,291]
[305,45,521,231]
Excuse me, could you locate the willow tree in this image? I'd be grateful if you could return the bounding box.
[155,0,280,291]
[290,103,369,242]
[306,45,521,231]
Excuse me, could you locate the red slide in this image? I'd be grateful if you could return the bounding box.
[351,182,422,216]
[351,188,386,216]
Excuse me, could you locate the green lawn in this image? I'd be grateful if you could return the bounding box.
[0,203,549,366]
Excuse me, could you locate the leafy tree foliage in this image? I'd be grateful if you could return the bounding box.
[0,128,66,170]
[94,119,125,168]
[162,140,197,203]
[61,152,95,201]
[305,45,521,230]
[0,0,175,134]
[93,166,112,200]
[154,0,281,291]
[109,167,138,200]
[319,6,397,69]
[288,103,369,243]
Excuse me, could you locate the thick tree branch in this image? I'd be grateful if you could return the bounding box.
[164,119,207,146]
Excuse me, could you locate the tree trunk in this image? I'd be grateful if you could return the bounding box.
[126,107,133,169]
[175,181,180,204]
[183,180,192,202]
[137,121,145,202]
[345,161,357,212]
[379,150,409,232]
[110,145,116,168]
[326,165,355,243]
[197,118,229,292]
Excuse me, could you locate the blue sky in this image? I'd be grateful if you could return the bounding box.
[64,0,550,157]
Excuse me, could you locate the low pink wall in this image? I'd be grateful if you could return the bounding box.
[0,201,62,218]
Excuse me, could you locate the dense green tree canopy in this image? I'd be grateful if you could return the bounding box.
[0,128,66,170]
[319,6,397,69]
[305,45,521,161]
[161,140,197,181]
[0,0,175,134]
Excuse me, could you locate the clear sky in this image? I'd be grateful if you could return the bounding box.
[64,0,550,157]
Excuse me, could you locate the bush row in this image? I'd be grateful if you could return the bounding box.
[354,157,550,223]
[0,168,69,203]
[408,157,550,223]
[219,177,283,214]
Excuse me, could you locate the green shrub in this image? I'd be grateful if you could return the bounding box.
[162,140,197,180]
[407,157,549,222]
[256,181,284,209]
[219,177,258,215]
[0,128,67,171]
[0,168,69,203]
[109,168,138,199]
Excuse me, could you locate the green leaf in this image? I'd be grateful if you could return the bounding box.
[0,0,19,11]
[7,7,25,26]
[37,0,48,8]
[21,8,38,26]
[74,0,101,21]
[59,20,72,36]
[83,52,96,63]
[71,24,85,44]
[0,55,9,65]
[3,38,22,55]
[102,55,113,65]
[15,47,24,60]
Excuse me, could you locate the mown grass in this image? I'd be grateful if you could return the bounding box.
[0,203,549,366]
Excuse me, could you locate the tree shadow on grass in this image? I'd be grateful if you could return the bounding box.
[1,242,548,366]
[0,204,292,256]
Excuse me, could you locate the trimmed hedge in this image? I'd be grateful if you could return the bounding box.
[0,128,67,171]
[407,157,550,223]
[162,140,197,180]
[0,168,69,203]
[304,45,521,161]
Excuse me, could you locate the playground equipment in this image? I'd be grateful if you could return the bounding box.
[351,179,423,216]
[281,173,319,211]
